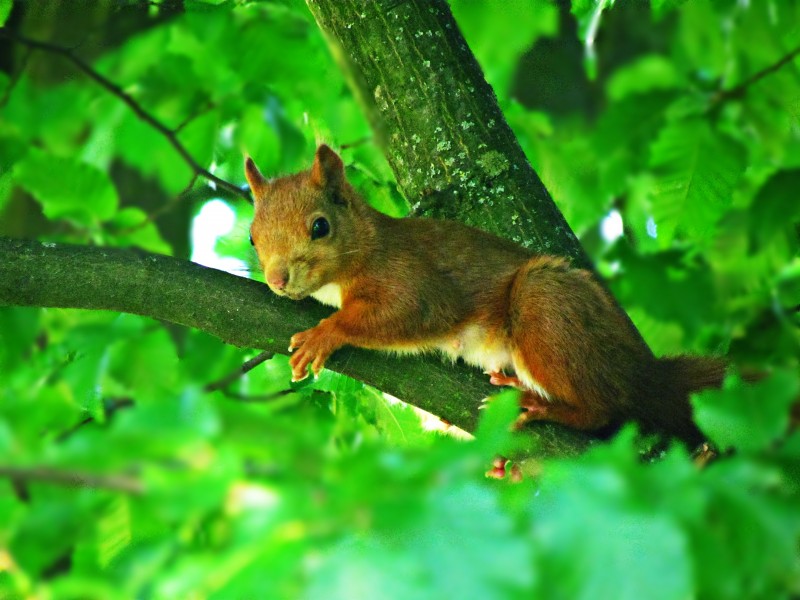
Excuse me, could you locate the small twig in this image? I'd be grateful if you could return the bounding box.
[56,397,135,442]
[217,388,296,403]
[0,465,143,494]
[204,350,274,392]
[0,29,250,203]
[114,175,199,235]
[174,99,217,133]
[692,443,718,469]
[713,44,800,106]
[339,136,372,150]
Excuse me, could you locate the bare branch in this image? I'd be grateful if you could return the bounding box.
[0,236,590,457]
[0,29,251,203]
[0,465,143,494]
[205,350,275,392]
[713,44,800,106]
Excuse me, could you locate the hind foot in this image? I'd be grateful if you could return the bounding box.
[487,371,524,388]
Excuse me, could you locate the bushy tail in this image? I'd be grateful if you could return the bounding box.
[639,355,727,446]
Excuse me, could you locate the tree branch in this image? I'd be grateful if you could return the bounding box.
[713,44,800,106]
[307,0,587,264]
[204,350,274,392]
[0,236,589,457]
[0,465,143,495]
[0,29,251,203]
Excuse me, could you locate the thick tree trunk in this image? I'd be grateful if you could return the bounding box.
[307,0,588,265]
[304,0,660,453]
[0,237,590,458]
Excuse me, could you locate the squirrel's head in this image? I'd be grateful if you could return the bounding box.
[245,145,363,300]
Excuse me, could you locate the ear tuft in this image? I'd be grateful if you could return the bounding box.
[244,156,268,199]
[310,144,345,190]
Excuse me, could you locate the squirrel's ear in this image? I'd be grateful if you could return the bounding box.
[310,144,344,190]
[244,156,268,199]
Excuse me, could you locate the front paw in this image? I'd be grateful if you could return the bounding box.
[288,325,338,381]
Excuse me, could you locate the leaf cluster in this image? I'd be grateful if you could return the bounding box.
[0,1,799,598]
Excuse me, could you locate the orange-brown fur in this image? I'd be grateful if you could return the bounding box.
[245,145,725,444]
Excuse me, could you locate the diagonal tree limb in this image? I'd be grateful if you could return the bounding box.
[0,236,590,457]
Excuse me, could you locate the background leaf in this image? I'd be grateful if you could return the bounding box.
[649,119,746,245]
[13,148,118,225]
[692,371,800,452]
[0,1,799,598]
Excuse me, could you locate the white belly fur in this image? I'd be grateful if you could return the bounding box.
[439,324,552,401]
[309,292,551,400]
[311,283,343,308]
[438,324,511,374]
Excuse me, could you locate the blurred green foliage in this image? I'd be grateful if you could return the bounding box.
[0,0,799,598]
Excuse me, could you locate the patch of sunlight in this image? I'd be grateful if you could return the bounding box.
[191,199,249,275]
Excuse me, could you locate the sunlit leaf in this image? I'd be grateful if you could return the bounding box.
[651,0,690,19]
[649,119,746,244]
[13,148,118,224]
[0,0,12,27]
[692,371,800,452]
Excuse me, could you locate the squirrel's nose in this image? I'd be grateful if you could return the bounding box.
[267,270,289,291]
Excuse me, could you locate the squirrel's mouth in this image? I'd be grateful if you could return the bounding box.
[266,284,305,300]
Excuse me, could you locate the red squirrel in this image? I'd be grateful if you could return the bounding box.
[245,145,725,444]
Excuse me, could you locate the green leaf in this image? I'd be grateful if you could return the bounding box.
[177,110,218,174]
[451,0,557,95]
[12,148,118,224]
[61,348,110,422]
[606,56,681,101]
[108,325,180,401]
[0,307,40,373]
[105,207,172,255]
[698,460,800,598]
[307,538,427,600]
[236,105,282,175]
[474,389,520,458]
[532,454,693,600]
[747,169,800,253]
[649,119,746,244]
[72,496,132,572]
[394,482,534,598]
[692,371,800,452]
[115,111,194,195]
[651,0,690,19]
[0,0,12,27]
[354,387,430,447]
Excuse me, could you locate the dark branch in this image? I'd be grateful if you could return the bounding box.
[713,44,800,105]
[205,350,274,392]
[0,29,251,203]
[114,175,199,235]
[0,465,143,494]
[0,236,590,456]
[217,388,296,403]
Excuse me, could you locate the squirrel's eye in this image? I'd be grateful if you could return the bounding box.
[311,217,330,240]
[249,233,255,246]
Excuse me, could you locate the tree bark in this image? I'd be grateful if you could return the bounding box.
[306,0,589,265]
[306,1,650,357]
[0,236,590,457]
